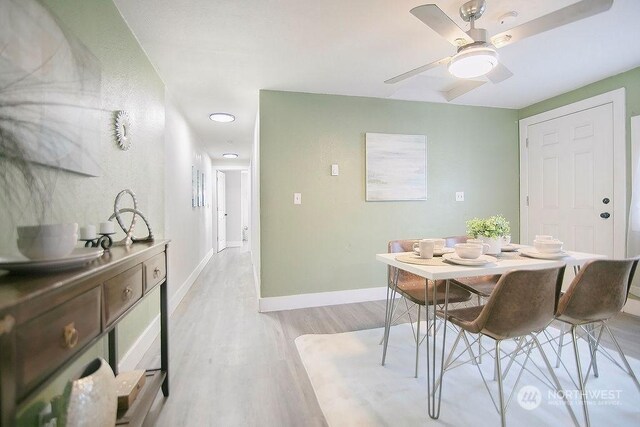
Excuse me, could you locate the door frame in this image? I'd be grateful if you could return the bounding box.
[216,170,227,252]
[518,88,626,258]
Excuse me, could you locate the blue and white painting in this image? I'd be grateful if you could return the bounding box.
[365,133,427,201]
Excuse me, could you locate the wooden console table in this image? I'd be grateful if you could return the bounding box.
[0,240,170,426]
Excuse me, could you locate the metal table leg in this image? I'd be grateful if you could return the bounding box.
[426,279,449,419]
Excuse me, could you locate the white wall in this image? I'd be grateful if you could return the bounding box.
[164,93,213,308]
[224,171,242,245]
[251,112,261,296]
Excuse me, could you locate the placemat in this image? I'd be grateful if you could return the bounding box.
[395,254,448,266]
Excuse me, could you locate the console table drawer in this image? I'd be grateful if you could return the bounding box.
[16,286,102,399]
[104,265,143,326]
[144,252,166,292]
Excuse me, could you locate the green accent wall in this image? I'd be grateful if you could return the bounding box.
[260,90,519,298]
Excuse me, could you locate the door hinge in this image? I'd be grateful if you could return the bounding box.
[526,138,529,148]
[526,196,529,207]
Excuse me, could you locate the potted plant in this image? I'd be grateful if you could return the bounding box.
[466,215,511,254]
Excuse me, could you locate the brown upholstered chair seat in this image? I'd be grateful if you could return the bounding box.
[450,275,501,298]
[397,278,472,306]
[437,305,484,333]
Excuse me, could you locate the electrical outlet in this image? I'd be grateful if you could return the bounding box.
[456,192,464,202]
[331,164,339,176]
[294,193,302,205]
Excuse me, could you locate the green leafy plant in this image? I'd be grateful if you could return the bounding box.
[466,215,511,239]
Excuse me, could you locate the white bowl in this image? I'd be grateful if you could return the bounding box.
[17,233,78,260]
[454,243,483,259]
[534,239,563,253]
[17,223,78,238]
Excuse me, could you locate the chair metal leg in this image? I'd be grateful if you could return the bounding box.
[381,269,400,366]
[556,323,566,368]
[379,284,391,346]
[495,340,506,427]
[415,305,421,378]
[477,294,483,364]
[571,326,590,427]
[603,323,640,393]
[586,324,599,378]
[532,335,580,427]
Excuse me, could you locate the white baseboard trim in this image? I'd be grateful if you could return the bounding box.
[118,314,160,372]
[169,248,214,314]
[227,241,242,248]
[623,297,640,317]
[118,248,214,371]
[259,286,389,313]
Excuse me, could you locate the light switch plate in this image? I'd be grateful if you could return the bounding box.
[294,193,302,204]
[331,164,339,176]
[456,191,464,202]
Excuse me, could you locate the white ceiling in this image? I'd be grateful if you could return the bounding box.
[114,0,640,162]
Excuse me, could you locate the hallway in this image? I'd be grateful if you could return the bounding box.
[141,247,387,426]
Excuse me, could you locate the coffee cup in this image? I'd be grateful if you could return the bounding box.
[423,238,445,250]
[413,239,435,259]
[535,235,554,241]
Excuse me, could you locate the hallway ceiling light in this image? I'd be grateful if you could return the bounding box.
[222,153,239,159]
[209,113,235,123]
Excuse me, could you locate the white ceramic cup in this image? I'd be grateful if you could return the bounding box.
[454,243,484,259]
[413,239,435,259]
[466,239,491,254]
[534,239,564,253]
[423,238,445,250]
[535,235,554,241]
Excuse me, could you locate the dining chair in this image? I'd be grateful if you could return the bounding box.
[382,239,472,378]
[445,235,501,363]
[436,266,577,427]
[553,258,640,427]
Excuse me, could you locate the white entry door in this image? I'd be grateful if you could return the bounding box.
[216,170,227,252]
[526,103,614,255]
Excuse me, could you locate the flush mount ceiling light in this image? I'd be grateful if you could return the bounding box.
[448,44,498,79]
[222,153,238,159]
[209,113,235,123]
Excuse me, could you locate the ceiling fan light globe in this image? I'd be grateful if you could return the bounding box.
[448,46,498,79]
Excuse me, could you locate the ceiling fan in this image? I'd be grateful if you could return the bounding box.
[385,0,614,101]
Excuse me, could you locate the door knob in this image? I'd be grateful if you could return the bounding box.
[602,198,610,204]
[600,212,611,219]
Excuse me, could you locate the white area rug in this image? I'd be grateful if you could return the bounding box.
[295,323,640,426]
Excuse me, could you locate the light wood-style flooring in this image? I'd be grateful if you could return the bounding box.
[141,247,640,426]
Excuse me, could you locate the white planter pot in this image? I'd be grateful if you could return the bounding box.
[479,236,502,255]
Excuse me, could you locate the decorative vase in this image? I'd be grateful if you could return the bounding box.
[478,236,502,255]
[62,358,117,427]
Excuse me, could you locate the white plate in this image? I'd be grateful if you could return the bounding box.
[501,244,519,252]
[0,248,104,273]
[442,253,497,266]
[518,248,569,260]
[413,247,455,257]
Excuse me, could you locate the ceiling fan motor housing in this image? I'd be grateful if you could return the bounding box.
[459,0,486,22]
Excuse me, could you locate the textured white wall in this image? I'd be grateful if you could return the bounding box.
[164,94,213,302]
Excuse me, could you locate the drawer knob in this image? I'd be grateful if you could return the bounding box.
[62,322,79,349]
[153,267,161,278]
[122,286,133,302]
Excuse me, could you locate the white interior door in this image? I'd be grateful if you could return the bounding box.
[216,170,227,252]
[526,103,614,256]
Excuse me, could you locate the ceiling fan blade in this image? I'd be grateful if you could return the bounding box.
[487,63,513,84]
[442,80,486,102]
[384,57,451,84]
[410,5,472,46]
[491,0,613,48]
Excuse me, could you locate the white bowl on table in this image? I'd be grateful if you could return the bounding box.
[533,239,563,253]
[454,243,483,259]
[16,223,78,260]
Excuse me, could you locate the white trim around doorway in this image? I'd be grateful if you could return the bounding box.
[518,88,626,258]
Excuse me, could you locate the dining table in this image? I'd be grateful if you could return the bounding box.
[375,246,607,419]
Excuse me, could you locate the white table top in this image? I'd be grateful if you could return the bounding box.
[376,249,607,281]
